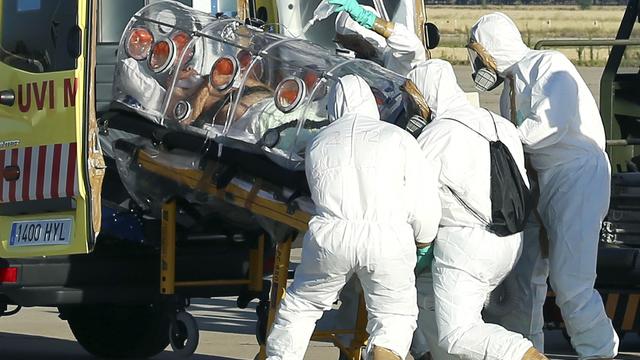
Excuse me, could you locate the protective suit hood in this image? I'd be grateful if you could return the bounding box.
[470,12,530,74]
[327,74,379,122]
[408,59,473,121]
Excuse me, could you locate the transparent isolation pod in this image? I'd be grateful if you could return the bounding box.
[112,1,413,170]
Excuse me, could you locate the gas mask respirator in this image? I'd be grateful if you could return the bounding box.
[467,41,503,92]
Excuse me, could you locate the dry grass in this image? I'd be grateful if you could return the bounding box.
[427,5,623,38]
[426,5,639,65]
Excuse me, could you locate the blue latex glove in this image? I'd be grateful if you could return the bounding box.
[415,245,433,275]
[328,0,377,29]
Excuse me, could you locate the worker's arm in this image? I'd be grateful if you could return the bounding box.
[329,0,427,75]
[500,119,530,189]
[404,136,442,245]
[384,23,427,75]
[329,0,426,75]
[329,0,377,28]
[499,78,512,120]
[517,66,576,150]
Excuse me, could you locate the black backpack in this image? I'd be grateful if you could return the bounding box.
[443,110,533,237]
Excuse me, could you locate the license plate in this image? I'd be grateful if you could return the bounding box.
[9,219,73,247]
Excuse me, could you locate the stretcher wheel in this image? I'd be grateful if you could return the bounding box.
[169,311,199,356]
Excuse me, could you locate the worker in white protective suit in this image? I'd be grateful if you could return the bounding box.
[324,3,431,359]
[468,13,619,359]
[333,4,426,75]
[408,59,543,360]
[265,74,441,360]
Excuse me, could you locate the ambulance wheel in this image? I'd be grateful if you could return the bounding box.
[63,303,169,358]
[169,311,199,356]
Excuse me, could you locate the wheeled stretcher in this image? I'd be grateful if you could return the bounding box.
[102,109,370,358]
[104,1,429,356]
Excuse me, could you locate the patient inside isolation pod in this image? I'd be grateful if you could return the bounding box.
[112,2,218,121]
[217,57,408,169]
[204,37,343,167]
[112,1,273,123]
[193,36,409,169]
[111,1,410,170]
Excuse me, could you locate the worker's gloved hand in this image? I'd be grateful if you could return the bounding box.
[328,0,377,29]
[415,245,434,275]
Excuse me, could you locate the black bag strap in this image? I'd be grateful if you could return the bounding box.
[440,108,500,142]
[438,108,504,230]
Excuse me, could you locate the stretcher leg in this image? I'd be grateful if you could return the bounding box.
[160,200,199,356]
[161,200,177,296]
[248,235,266,293]
[257,233,369,360]
[258,235,294,360]
[348,294,368,359]
[312,293,368,358]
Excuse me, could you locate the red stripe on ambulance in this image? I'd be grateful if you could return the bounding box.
[0,143,78,203]
[21,147,32,202]
[51,144,62,199]
[36,146,46,200]
[65,143,77,198]
[8,148,18,202]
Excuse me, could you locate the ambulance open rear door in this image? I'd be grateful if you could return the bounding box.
[0,0,103,258]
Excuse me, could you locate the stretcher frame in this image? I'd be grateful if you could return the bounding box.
[138,148,369,359]
[160,199,266,294]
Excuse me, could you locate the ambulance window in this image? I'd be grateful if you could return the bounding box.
[1,0,79,73]
[98,1,192,43]
[99,0,145,43]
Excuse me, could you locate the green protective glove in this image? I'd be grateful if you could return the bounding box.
[415,245,434,275]
[328,0,377,29]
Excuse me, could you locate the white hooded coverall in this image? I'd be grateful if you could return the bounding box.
[408,59,533,360]
[334,8,426,76]
[330,11,431,359]
[470,13,619,359]
[265,75,441,360]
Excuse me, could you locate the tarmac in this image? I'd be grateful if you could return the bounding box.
[2,298,640,359]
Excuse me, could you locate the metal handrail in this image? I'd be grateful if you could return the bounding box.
[534,38,640,50]
[607,138,640,146]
